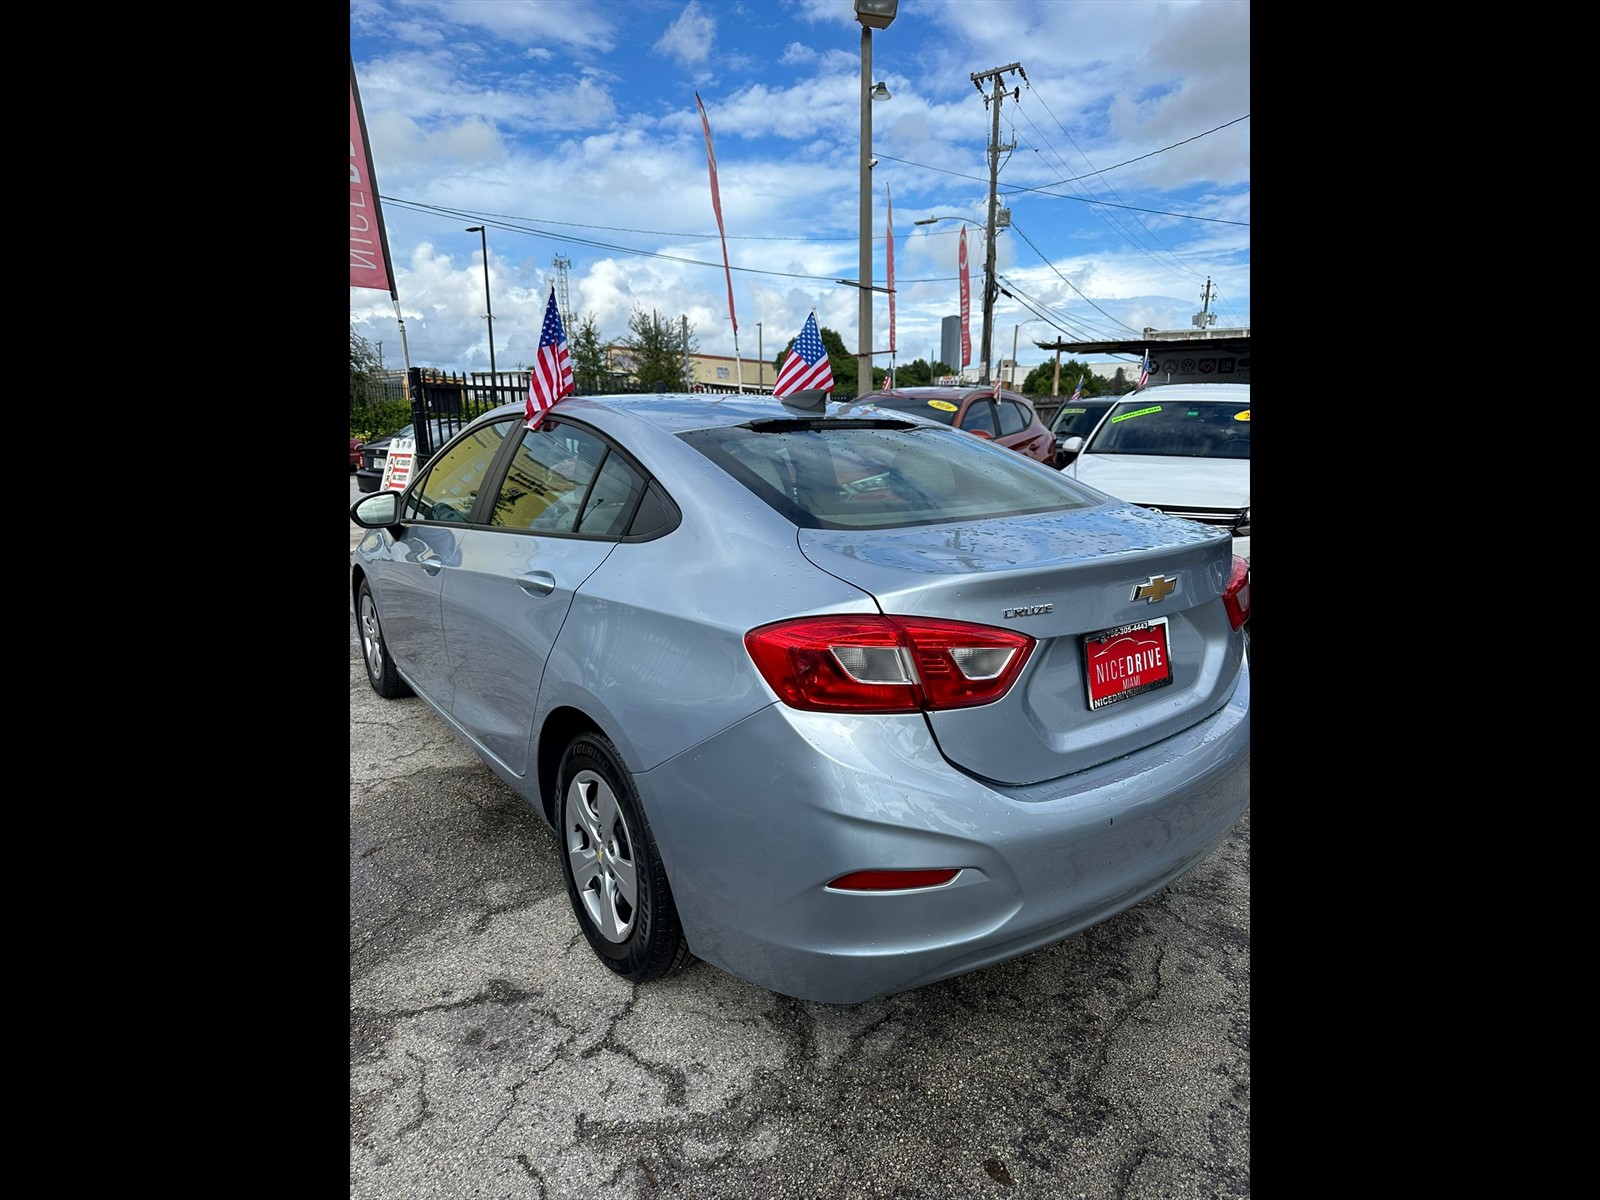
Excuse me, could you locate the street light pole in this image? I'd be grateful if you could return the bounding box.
[855,1,897,398]
[757,322,763,392]
[464,225,496,378]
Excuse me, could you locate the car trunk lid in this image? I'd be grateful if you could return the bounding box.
[796,504,1243,786]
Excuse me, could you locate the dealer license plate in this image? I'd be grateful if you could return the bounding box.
[1083,617,1173,710]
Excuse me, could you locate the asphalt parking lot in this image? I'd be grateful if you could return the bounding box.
[349,475,1251,1199]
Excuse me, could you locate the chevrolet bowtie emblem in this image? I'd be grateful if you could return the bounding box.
[1132,574,1176,604]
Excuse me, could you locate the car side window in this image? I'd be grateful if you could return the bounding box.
[997,399,1027,437]
[576,453,646,536]
[961,400,998,437]
[488,423,612,534]
[403,419,515,523]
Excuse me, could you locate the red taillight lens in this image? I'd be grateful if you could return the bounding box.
[745,615,1034,713]
[1223,555,1250,631]
[826,868,961,891]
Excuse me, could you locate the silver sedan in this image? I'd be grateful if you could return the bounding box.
[350,392,1250,1004]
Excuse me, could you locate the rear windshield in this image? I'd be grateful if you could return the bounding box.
[1084,399,1250,459]
[680,420,1097,530]
[854,394,960,427]
[1049,403,1112,438]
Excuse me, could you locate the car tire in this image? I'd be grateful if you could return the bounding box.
[357,579,411,699]
[557,733,692,982]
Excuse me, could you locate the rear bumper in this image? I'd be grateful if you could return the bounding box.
[356,467,384,493]
[636,654,1250,1004]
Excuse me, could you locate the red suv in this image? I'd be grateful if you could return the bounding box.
[853,386,1054,463]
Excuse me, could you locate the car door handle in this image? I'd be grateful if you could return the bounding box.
[416,549,443,576]
[517,571,556,597]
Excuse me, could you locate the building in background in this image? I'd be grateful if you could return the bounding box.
[939,316,962,372]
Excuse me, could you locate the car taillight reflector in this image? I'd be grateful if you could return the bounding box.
[1223,555,1250,630]
[826,868,961,891]
[745,615,1034,713]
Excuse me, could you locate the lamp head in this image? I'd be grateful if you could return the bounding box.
[870,81,891,100]
[854,0,898,29]
[465,225,484,233]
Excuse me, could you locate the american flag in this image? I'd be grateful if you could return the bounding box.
[527,287,574,428]
[1069,373,1084,403]
[1137,348,1151,391]
[771,312,834,398]
[992,376,1002,399]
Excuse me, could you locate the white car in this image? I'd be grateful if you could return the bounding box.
[1059,382,1250,563]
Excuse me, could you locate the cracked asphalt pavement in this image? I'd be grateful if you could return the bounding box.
[350,477,1251,1199]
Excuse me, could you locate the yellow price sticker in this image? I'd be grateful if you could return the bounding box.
[928,399,958,412]
[1234,410,1250,421]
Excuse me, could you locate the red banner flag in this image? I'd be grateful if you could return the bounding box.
[349,58,396,296]
[886,185,896,355]
[958,228,971,369]
[696,92,737,335]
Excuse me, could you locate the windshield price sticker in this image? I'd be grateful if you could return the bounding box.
[1110,405,1161,424]
[1083,617,1173,710]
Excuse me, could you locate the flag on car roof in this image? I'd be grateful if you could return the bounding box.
[527,286,574,429]
[992,376,1002,399]
[772,312,834,398]
[1069,373,1084,403]
[1137,348,1151,391]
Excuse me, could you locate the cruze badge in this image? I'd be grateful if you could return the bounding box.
[1132,575,1176,604]
[1003,603,1053,618]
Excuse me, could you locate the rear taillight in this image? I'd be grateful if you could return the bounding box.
[1223,555,1250,630]
[745,615,1034,713]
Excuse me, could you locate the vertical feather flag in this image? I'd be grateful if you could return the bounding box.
[958,228,971,369]
[349,57,396,296]
[886,184,896,356]
[695,92,737,336]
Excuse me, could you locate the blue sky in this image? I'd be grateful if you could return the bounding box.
[350,0,1249,383]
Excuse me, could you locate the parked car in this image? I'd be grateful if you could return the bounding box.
[1046,396,1115,467]
[350,392,1250,1004]
[355,418,461,493]
[1061,382,1250,564]
[853,385,1054,463]
[350,436,364,472]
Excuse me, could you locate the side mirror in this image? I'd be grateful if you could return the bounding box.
[969,429,995,440]
[1061,435,1085,454]
[351,489,402,528]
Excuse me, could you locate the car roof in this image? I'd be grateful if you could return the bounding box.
[1121,383,1250,402]
[859,386,1033,404]
[474,392,956,437]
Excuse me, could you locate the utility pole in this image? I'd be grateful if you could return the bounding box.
[970,63,1025,386]
[1193,277,1218,332]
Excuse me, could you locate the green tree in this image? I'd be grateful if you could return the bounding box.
[350,325,384,413]
[1021,357,1102,398]
[623,307,698,390]
[888,358,953,387]
[569,313,607,394]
